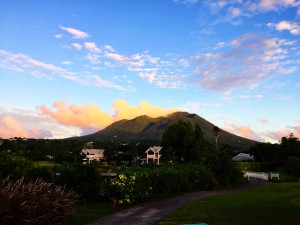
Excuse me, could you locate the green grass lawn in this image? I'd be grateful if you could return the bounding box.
[35,161,59,167]
[64,202,128,225]
[155,182,300,225]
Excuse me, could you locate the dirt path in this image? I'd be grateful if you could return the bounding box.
[88,178,266,225]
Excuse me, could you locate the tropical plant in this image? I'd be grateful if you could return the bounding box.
[213,126,220,147]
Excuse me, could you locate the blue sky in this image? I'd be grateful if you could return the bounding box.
[0,0,300,142]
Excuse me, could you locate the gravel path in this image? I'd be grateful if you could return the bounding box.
[88,178,266,225]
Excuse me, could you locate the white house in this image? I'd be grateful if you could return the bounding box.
[81,149,105,162]
[145,146,162,165]
[232,153,254,162]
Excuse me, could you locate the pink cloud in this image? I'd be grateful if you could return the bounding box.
[72,43,82,50]
[84,42,101,53]
[258,118,271,124]
[38,102,113,129]
[268,20,300,35]
[59,26,90,39]
[0,116,50,139]
[38,100,178,130]
[224,123,263,141]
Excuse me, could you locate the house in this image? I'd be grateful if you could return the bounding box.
[232,153,254,162]
[81,149,105,162]
[145,146,162,165]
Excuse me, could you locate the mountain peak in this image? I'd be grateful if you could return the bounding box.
[77,111,257,151]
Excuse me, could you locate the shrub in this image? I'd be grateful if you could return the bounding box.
[284,156,300,177]
[0,178,77,225]
[105,164,220,204]
[106,171,152,204]
[54,162,103,201]
[0,150,35,180]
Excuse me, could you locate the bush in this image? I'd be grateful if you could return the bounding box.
[104,164,221,204]
[26,166,53,182]
[284,157,300,177]
[235,162,283,172]
[0,178,77,225]
[54,162,103,202]
[0,150,35,180]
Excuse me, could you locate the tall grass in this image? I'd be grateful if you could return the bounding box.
[0,178,77,225]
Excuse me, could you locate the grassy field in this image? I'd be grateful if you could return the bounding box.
[64,202,128,225]
[35,161,59,167]
[155,182,300,225]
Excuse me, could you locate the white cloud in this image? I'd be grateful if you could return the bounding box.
[179,59,190,67]
[62,61,72,65]
[173,0,198,5]
[104,52,127,61]
[54,34,63,39]
[228,7,241,17]
[0,50,77,80]
[84,42,101,53]
[85,53,100,64]
[0,50,125,90]
[193,33,297,92]
[270,20,300,35]
[79,75,125,90]
[258,0,299,11]
[72,43,82,50]
[206,0,300,23]
[59,26,90,39]
[104,45,115,52]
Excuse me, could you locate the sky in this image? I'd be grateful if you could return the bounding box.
[0,0,300,143]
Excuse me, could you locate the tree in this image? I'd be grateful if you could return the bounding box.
[213,126,220,147]
[250,142,279,162]
[162,120,193,163]
[278,133,300,162]
[161,121,211,164]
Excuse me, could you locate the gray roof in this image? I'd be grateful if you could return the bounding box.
[145,146,162,153]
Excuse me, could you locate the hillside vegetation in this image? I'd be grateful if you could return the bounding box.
[76,111,257,151]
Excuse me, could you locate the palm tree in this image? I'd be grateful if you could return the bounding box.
[213,126,220,147]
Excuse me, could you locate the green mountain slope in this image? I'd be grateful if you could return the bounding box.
[76,111,258,151]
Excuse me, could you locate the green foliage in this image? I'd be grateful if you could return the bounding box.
[250,142,279,162]
[0,150,53,181]
[54,162,104,202]
[0,138,84,163]
[284,156,300,177]
[279,133,300,162]
[0,178,77,225]
[104,164,244,205]
[235,162,282,172]
[211,148,245,187]
[213,126,220,147]
[106,171,152,204]
[0,150,35,180]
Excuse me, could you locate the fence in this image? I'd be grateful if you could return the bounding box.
[244,171,269,180]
